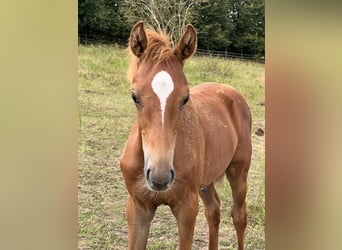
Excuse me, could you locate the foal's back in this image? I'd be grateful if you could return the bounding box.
[186,83,252,186]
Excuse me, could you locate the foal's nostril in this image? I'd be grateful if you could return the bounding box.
[146,168,152,182]
[169,169,175,184]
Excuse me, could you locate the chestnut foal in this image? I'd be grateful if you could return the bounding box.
[120,21,252,250]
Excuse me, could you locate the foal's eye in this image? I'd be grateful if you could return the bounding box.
[131,92,141,107]
[181,94,190,108]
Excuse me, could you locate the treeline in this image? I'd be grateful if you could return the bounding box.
[78,0,264,58]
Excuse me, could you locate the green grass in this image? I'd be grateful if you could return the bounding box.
[78,44,265,249]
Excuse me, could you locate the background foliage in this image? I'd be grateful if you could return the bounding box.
[78,0,264,58]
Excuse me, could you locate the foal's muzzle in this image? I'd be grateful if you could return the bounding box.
[146,168,175,192]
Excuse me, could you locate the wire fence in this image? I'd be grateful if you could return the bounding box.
[195,48,264,63]
[78,35,128,47]
[78,35,264,63]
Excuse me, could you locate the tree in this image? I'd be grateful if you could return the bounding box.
[123,0,199,46]
[229,0,265,57]
[192,0,234,51]
[78,0,265,59]
[78,0,130,43]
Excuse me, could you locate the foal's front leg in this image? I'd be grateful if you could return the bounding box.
[126,195,156,250]
[171,193,198,250]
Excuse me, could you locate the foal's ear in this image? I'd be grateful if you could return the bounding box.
[175,24,197,61]
[129,21,147,58]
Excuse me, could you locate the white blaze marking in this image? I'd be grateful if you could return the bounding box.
[151,71,174,126]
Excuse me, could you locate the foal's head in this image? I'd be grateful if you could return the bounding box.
[128,22,197,192]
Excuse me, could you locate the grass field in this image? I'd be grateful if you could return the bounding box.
[78,44,265,249]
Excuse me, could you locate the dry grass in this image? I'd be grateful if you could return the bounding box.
[78,44,264,249]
